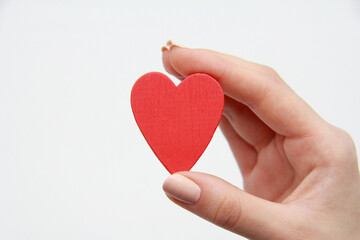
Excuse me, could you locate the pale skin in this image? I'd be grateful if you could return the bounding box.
[161,42,360,240]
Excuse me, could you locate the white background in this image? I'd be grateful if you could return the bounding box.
[0,1,359,239]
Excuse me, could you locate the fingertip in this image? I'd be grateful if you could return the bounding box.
[169,43,179,51]
[167,40,187,51]
[162,45,185,79]
[163,173,201,204]
[167,46,222,79]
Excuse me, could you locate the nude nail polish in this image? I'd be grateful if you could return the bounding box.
[162,174,201,204]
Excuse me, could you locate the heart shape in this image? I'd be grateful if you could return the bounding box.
[131,72,224,174]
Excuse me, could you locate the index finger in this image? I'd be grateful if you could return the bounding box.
[164,46,325,138]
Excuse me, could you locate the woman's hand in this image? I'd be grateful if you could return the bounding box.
[161,43,360,240]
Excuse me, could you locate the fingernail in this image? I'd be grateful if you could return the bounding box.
[163,174,201,204]
[161,46,168,52]
[166,40,173,46]
[166,40,185,50]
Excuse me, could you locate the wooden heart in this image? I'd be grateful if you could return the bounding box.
[131,72,224,174]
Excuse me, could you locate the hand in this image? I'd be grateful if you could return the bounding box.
[161,42,360,240]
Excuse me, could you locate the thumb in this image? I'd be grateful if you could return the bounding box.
[162,172,295,240]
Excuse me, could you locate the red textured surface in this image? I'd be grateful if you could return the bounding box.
[130,72,224,174]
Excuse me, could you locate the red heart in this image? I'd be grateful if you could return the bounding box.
[131,72,224,174]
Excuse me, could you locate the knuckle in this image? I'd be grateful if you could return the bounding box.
[338,129,354,146]
[260,65,279,78]
[212,192,242,230]
[333,128,356,156]
[336,129,357,161]
[259,65,286,84]
[321,125,357,169]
